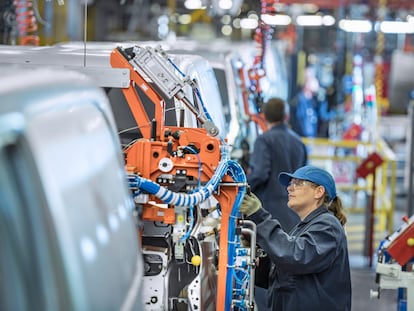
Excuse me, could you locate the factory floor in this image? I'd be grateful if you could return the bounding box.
[349,195,408,311]
[350,257,399,311]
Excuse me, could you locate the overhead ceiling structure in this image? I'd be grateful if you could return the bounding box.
[247,0,414,10]
[374,0,413,9]
[156,0,413,23]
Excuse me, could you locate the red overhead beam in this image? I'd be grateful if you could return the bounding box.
[277,0,352,9]
[370,0,413,9]
[277,0,413,9]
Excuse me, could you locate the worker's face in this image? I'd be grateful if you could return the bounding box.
[286,178,321,213]
[307,77,319,94]
[304,68,320,95]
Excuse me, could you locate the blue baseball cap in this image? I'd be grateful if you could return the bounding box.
[278,165,337,200]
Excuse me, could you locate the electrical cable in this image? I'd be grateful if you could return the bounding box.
[179,205,194,242]
[224,159,247,310]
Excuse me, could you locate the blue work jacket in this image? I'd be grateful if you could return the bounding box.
[293,92,335,138]
[248,205,352,311]
[247,123,307,232]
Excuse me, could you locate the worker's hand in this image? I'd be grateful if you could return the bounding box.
[240,192,262,216]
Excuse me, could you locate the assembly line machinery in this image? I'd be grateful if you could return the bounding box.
[0,41,258,310]
[110,45,257,310]
[371,215,414,311]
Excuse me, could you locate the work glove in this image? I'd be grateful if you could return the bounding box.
[240,192,262,216]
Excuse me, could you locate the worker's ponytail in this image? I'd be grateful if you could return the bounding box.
[325,196,347,226]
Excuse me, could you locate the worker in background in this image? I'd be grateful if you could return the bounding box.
[246,97,307,311]
[290,67,336,138]
[247,97,307,233]
[241,165,352,311]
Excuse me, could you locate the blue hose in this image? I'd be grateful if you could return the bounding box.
[224,160,247,310]
[129,139,248,309]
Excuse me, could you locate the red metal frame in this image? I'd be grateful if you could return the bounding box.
[110,47,240,310]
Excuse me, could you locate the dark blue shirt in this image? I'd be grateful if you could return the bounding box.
[294,92,335,138]
[248,205,352,311]
[247,123,307,232]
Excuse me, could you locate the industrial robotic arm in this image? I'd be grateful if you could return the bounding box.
[111,45,256,311]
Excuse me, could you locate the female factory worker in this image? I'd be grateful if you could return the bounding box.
[240,165,351,311]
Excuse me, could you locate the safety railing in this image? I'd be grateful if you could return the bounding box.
[302,136,397,235]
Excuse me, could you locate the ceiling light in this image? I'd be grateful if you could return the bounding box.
[339,19,372,33]
[218,0,233,10]
[178,14,192,25]
[322,15,335,26]
[247,11,259,20]
[221,14,231,25]
[184,0,203,10]
[232,18,241,29]
[296,15,323,26]
[261,14,291,26]
[221,25,233,36]
[380,21,414,34]
[240,18,258,29]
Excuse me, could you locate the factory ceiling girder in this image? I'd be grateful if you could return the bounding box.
[155,0,413,14]
[266,0,413,10]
